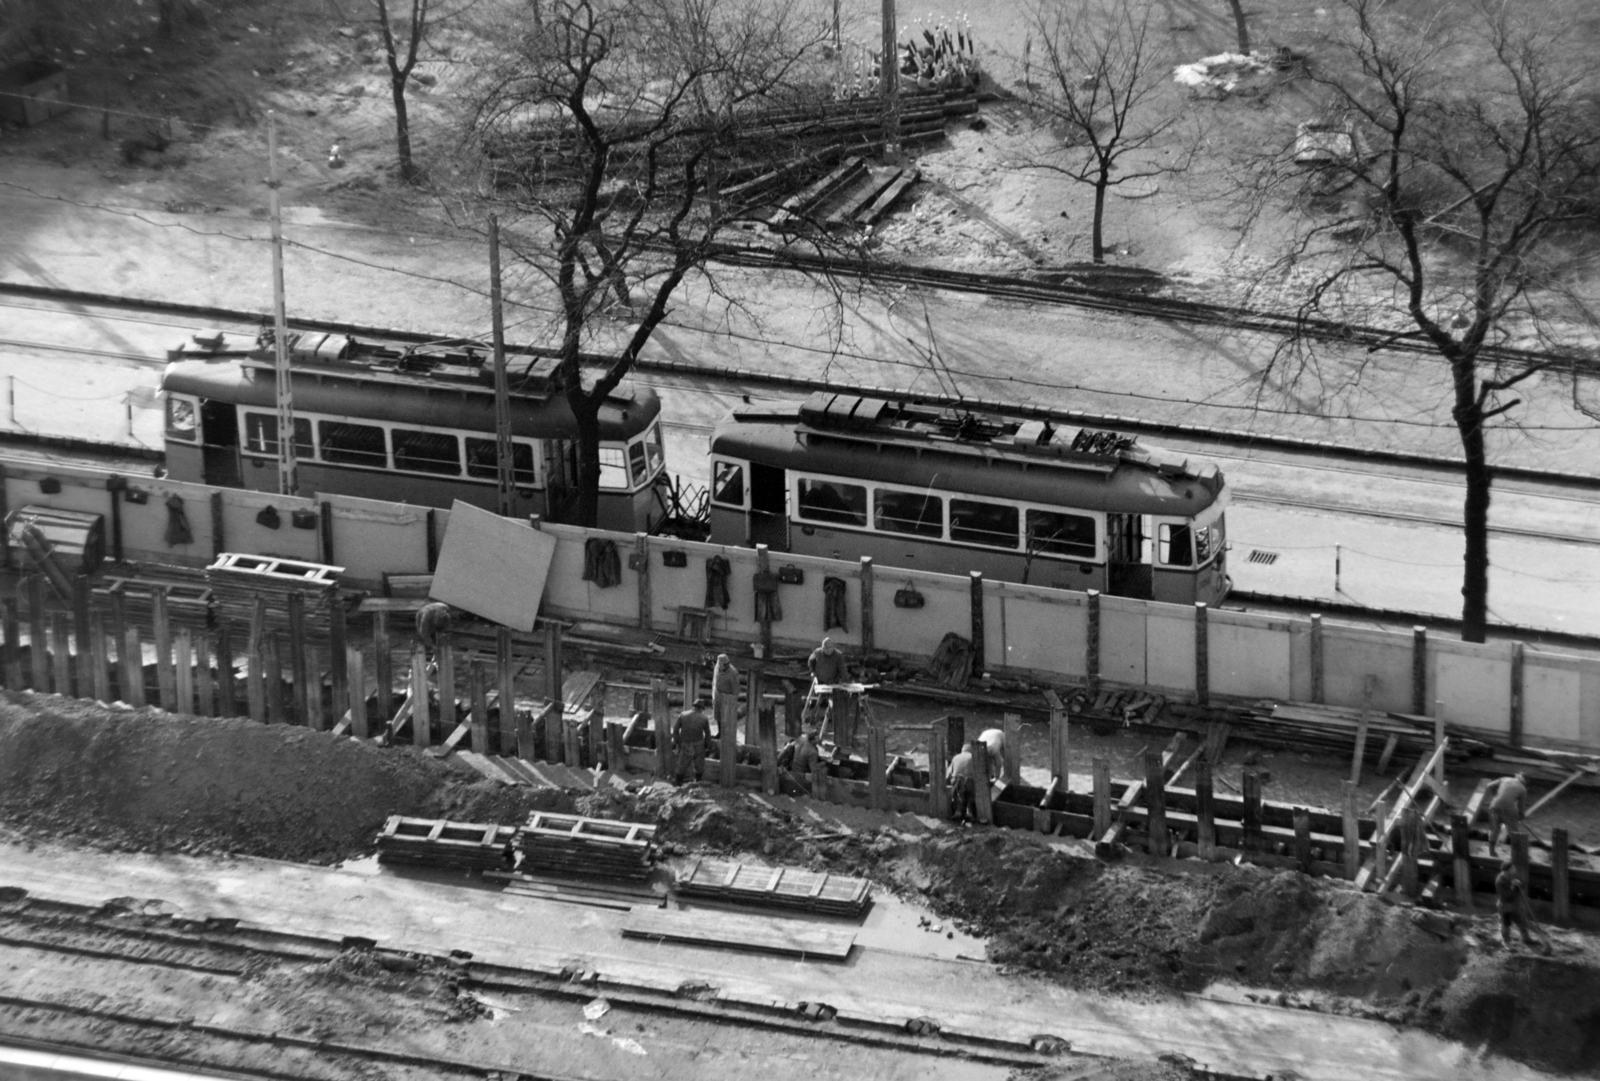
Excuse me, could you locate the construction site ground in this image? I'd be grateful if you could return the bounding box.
[0,687,1597,1078]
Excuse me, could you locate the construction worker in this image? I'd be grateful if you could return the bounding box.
[1494,857,1550,952]
[789,727,821,784]
[671,695,713,784]
[978,726,1007,786]
[947,741,976,824]
[1486,772,1528,856]
[808,636,846,686]
[415,602,453,657]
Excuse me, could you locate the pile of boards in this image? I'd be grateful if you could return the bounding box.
[515,812,657,881]
[1245,702,1489,762]
[206,552,342,634]
[676,857,871,917]
[375,815,516,871]
[1068,687,1166,726]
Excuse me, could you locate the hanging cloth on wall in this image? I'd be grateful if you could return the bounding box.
[164,493,194,547]
[823,575,848,632]
[752,569,782,623]
[928,632,973,691]
[583,538,622,588]
[704,554,732,610]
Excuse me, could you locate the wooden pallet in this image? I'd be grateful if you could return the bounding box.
[514,812,656,880]
[676,858,871,917]
[375,815,517,871]
[622,908,854,960]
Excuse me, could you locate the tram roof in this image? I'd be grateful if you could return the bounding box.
[711,394,1227,514]
[163,357,658,441]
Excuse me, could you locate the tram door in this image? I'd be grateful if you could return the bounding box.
[1107,513,1153,599]
[748,464,789,550]
[199,400,243,488]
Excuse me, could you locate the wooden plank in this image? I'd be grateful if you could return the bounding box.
[1552,827,1571,925]
[173,628,194,715]
[152,587,175,709]
[88,613,110,703]
[1451,814,1473,909]
[1144,750,1168,857]
[26,576,46,692]
[651,677,672,779]
[469,658,489,755]
[122,624,146,708]
[0,596,20,690]
[49,612,71,697]
[1092,757,1111,838]
[1196,759,1216,860]
[195,634,215,716]
[373,610,393,720]
[216,625,235,717]
[1342,780,1361,881]
[621,909,854,960]
[411,647,430,748]
[1375,732,1399,775]
[928,724,949,820]
[348,645,369,740]
[1350,711,1370,785]
[1525,768,1590,821]
[970,740,993,825]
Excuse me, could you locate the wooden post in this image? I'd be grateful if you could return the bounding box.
[303,642,325,731]
[928,724,949,819]
[563,707,582,767]
[152,587,175,710]
[348,646,369,740]
[328,593,347,727]
[811,752,829,803]
[1451,813,1473,909]
[526,703,556,765]
[49,612,71,697]
[107,588,130,699]
[1085,590,1100,695]
[71,576,91,694]
[174,628,194,715]
[945,715,965,757]
[27,575,47,691]
[436,632,456,734]
[1092,757,1111,838]
[652,677,672,779]
[970,740,993,825]
[635,533,651,631]
[469,658,489,754]
[1241,769,1262,851]
[1401,803,1421,899]
[1047,692,1069,787]
[195,634,215,715]
[859,556,874,654]
[719,684,738,788]
[1002,711,1022,785]
[246,602,266,721]
[1144,751,1168,856]
[1293,807,1313,873]
[1433,712,1446,786]
[410,646,430,748]
[544,620,563,703]
[868,721,887,810]
[968,571,985,677]
[1195,759,1216,860]
[1350,710,1370,785]
[759,705,779,795]
[756,544,773,658]
[1194,601,1210,706]
[373,611,393,719]
[1551,827,1571,926]
[1309,613,1324,704]
[496,627,516,756]
[1510,831,1530,893]
[287,592,308,725]
[264,635,285,724]
[607,721,628,774]
[1509,641,1524,749]
[1343,781,1361,881]
[1,596,20,690]
[1411,626,1427,716]
[784,681,802,739]
[123,624,146,708]
[1371,800,1389,885]
[544,682,564,763]
[217,625,235,717]
[89,613,111,702]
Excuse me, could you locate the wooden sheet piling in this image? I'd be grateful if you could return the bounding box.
[174,628,193,715]
[635,533,651,631]
[107,589,128,694]
[719,686,738,788]
[543,679,563,763]
[859,556,874,654]
[1194,601,1209,706]
[496,627,515,755]
[264,635,285,724]
[216,626,235,716]
[968,571,985,676]
[89,613,110,703]
[651,678,672,778]
[1451,814,1472,909]
[607,720,627,773]
[410,647,430,748]
[562,707,581,766]
[526,703,554,765]
[1085,590,1100,695]
[1241,770,1263,851]
[304,643,325,730]
[469,658,488,754]
[928,725,949,820]
[1046,691,1069,784]
[71,576,90,694]
[348,646,369,740]
[1401,804,1422,899]
[784,681,802,739]
[971,741,994,825]
[1144,751,1168,856]
[811,756,829,803]
[1002,711,1022,783]
[1092,757,1111,838]
[26,575,46,692]
[123,624,146,709]
[1371,800,1388,885]
[328,594,347,723]
[246,598,266,722]
[544,621,563,703]
[373,611,393,719]
[1343,781,1361,880]
[1552,827,1571,925]
[0,596,19,690]
[1350,711,1370,785]
[1196,759,1217,860]
[287,593,308,725]
[760,705,779,796]
[436,632,456,733]
[49,612,70,696]
[868,722,887,810]
[195,634,214,715]
[1293,807,1313,873]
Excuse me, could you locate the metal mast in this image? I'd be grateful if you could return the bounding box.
[488,214,514,516]
[266,110,298,496]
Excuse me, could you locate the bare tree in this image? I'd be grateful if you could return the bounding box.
[466,0,836,526]
[1224,0,1250,54]
[373,0,434,184]
[1236,0,1600,642]
[1022,0,1189,263]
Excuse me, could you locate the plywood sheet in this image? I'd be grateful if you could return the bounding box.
[429,500,555,631]
[622,908,855,960]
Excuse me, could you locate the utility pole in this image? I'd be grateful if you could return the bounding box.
[266,110,297,497]
[881,0,899,155]
[488,214,514,517]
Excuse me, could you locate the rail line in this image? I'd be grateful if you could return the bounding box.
[4,282,1598,490]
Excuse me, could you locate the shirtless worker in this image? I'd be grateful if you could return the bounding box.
[977,726,1008,786]
[1486,772,1528,856]
[671,696,713,784]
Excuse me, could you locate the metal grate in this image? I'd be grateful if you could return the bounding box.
[1246,549,1280,565]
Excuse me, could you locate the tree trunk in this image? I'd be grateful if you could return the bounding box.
[390,75,415,184]
[1451,358,1490,643]
[1225,0,1250,53]
[1091,177,1108,263]
[570,390,603,528]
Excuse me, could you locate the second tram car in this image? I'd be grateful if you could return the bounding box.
[161,329,667,532]
[708,393,1231,605]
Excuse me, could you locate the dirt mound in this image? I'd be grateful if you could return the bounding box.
[0,692,573,862]
[1438,954,1600,1074]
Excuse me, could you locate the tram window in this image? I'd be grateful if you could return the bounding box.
[797,478,867,527]
[628,442,650,485]
[465,438,536,483]
[874,489,943,538]
[392,428,461,475]
[644,425,665,473]
[319,420,387,467]
[243,413,312,457]
[950,499,1019,549]
[1026,509,1097,559]
[1158,523,1194,566]
[165,397,197,441]
[712,462,744,506]
[598,447,630,490]
[1195,526,1214,562]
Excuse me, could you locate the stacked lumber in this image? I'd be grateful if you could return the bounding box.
[206,553,343,634]
[622,908,855,961]
[1066,687,1166,726]
[1247,702,1490,761]
[375,815,516,871]
[484,869,662,911]
[514,812,656,881]
[94,569,213,624]
[676,858,871,917]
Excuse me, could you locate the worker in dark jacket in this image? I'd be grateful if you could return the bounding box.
[1494,858,1549,952]
[947,741,976,824]
[671,696,713,784]
[416,602,453,657]
[808,636,846,686]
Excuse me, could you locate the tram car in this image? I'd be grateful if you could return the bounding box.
[160,328,667,533]
[708,393,1231,605]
